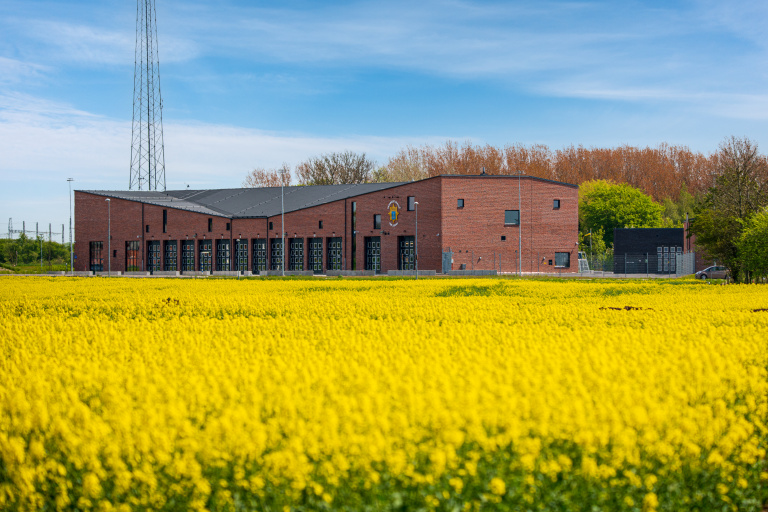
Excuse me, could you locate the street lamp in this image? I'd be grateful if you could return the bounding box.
[67,178,74,272]
[280,167,288,276]
[414,201,419,280]
[517,169,523,276]
[105,198,111,277]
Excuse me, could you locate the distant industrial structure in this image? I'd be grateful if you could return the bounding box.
[129,0,166,191]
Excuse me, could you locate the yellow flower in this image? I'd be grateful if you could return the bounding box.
[489,477,506,496]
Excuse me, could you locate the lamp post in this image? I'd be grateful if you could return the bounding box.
[414,201,419,280]
[67,178,74,272]
[280,167,287,276]
[105,198,111,277]
[517,169,522,276]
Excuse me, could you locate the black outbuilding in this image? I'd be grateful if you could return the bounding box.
[613,228,684,274]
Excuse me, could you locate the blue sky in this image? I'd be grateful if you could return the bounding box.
[2,0,768,234]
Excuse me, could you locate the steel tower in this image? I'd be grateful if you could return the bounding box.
[129,0,166,191]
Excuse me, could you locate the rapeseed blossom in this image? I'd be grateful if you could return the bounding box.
[0,276,767,511]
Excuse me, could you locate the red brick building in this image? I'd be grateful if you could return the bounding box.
[74,174,578,274]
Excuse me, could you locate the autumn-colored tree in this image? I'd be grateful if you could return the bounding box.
[243,164,292,188]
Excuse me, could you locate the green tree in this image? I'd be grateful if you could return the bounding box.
[690,136,768,282]
[579,180,665,246]
[738,207,768,281]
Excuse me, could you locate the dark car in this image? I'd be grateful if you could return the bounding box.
[695,265,728,279]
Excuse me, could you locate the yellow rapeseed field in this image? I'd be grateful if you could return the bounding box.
[0,276,767,511]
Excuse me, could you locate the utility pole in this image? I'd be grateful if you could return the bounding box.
[68,178,74,272]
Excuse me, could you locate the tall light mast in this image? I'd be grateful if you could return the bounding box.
[129,0,166,191]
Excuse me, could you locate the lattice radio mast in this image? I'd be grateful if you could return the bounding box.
[129,0,166,191]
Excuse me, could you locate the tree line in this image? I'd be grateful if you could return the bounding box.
[243,137,768,282]
[0,234,69,267]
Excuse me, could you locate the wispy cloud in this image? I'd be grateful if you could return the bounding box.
[0,93,446,186]
[0,57,50,85]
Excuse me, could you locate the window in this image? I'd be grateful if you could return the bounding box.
[501,236,506,241]
[553,199,561,209]
[208,218,213,232]
[408,196,415,211]
[555,252,570,268]
[163,209,167,233]
[226,222,231,231]
[145,224,149,233]
[269,221,273,231]
[319,220,323,229]
[457,198,465,208]
[113,250,117,258]
[374,214,381,230]
[504,210,520,226]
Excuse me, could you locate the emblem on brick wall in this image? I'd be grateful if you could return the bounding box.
[388,201,400,227]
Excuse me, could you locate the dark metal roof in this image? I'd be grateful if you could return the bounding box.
[85,182,407,218]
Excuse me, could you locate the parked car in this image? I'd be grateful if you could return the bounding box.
[696,266,728,279]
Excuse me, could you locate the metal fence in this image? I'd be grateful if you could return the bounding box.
[579,252,696,278]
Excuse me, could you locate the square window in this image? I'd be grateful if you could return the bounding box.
[553,199,560,209]
[374,214,381,230]
[457,198,464,208]
[555,252,570,268]
[501,236,506,241]
[504,210,520,225]
[408,196,415,211]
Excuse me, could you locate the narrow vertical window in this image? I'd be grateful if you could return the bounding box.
[319,220,323,229]
[457,199,465,208]
[553,199,561,209]
[351,202,357,270]
[407,196,415,211]
[162,209,167,233]
[374,214,381,230]
[208,218,213,232]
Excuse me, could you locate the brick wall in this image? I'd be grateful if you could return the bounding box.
[441,176,579,273]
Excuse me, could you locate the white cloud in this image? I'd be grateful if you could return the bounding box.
[0,94,448,225]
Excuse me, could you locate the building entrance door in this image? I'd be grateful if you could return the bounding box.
[398,236,415,270]
[442,250,453,274]
[147,241,161,273]
[252,239,267,273]
[308,238,323,274]
[327,237,342,271]
[365,236,381,273]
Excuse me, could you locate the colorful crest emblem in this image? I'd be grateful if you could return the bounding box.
[388,201,400,227]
